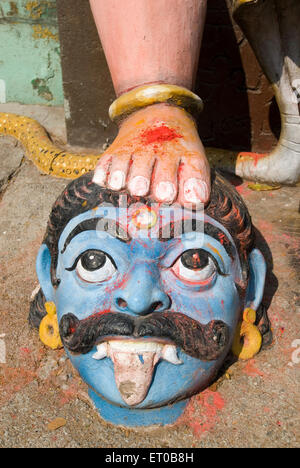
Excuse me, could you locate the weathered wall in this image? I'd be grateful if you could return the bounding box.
[196,0,280,153]
[0,0,63,105]
[56,0,116,149]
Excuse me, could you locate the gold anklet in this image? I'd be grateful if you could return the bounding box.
[109,84,203,124]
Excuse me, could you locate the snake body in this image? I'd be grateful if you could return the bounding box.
[0,112,102,179]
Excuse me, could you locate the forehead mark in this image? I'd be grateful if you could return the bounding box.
[132,207,158,230]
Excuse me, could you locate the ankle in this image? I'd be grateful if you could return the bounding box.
[119,103,198,136]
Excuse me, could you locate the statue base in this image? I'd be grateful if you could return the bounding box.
[89,389,188,427]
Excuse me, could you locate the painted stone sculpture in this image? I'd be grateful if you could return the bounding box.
[233,0,300,185]
[1,1,300,189]
[89,0,211,205]
[30,170,268,427]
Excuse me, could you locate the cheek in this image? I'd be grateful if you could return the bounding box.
[166,277,242,326]
[54,272,114,321]
[205,281,242,326]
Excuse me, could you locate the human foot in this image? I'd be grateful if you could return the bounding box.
[93,103,210,206]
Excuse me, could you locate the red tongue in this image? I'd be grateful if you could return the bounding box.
[110,351,159,406]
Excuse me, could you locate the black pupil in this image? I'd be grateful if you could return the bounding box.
[81,251,106,271]
[181,249,209,270]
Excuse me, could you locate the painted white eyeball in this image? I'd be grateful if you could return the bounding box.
[76,250,116,283]
[172,249,217,283]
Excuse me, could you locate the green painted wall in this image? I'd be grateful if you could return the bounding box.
[0,0,63,105]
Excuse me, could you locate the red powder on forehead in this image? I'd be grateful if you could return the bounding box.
[141,124,182,144]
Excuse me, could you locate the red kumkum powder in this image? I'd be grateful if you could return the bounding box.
[141,124,182,145]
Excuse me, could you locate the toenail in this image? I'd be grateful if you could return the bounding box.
[93,168,107,186]
[183,178,208,204]
[155,181,176,202]
[128,176,150,196]
[108,170,125,190]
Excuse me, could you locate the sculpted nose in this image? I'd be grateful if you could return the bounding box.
[113,264,171,316]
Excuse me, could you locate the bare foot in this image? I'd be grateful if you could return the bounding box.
[236,117,300,185]
[93,103,210,206]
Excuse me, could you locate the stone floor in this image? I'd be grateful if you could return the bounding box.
[0,104,299,448]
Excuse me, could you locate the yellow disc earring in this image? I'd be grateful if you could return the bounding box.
[232,308,262,360]
[39,302,63,350]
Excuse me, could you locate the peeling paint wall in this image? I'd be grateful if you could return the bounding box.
[0,1,63,105]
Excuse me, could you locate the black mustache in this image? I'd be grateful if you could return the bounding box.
[59,311,229,361]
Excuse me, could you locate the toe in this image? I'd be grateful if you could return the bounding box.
[152,156,179,204]
[108,152,131,191]
[93,153,112,186]
[127,151,155,197]
[178,153,210,206]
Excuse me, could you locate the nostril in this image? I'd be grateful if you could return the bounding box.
[151,301,164,312]
[116,298,127,309]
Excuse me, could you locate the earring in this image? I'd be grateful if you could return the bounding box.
[39,302,63,350]
[232,308,262,360]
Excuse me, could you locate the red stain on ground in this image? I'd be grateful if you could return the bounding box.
[235,183,251,197]
[58,382,81,407]
[176,389,225,437]
[243,359,265,378]
[0,366,36,406]
[257,220,300,250]
[141,124,182,145]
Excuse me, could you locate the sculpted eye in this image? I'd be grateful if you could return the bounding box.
[76,250,117,283]
[171,249,217,283]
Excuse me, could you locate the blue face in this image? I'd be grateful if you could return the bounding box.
[37,202,266,413]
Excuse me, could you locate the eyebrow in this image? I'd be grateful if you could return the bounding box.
[159,219,235,259]
[61,217,131,254]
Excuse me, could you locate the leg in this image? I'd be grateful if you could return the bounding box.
[234,0,300,185]
[89,0,211,205]
[89,0,207,95]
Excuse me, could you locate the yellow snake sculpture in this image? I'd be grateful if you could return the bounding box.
[0,112,101,179]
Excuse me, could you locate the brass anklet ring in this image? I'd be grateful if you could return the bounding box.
[109,84,204,124]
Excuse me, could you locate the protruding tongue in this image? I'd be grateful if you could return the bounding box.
[110,351,159,406]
